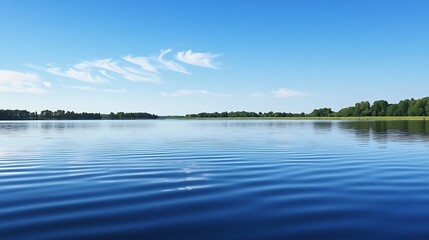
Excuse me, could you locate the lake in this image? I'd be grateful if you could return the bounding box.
[1,120,429,239]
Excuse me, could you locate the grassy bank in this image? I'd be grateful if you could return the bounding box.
[175,116,429,121]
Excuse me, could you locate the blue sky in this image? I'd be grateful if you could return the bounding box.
[1,0,428,115]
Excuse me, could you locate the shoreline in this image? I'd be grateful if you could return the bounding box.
[170,116,429,121]
[1,116,428,121]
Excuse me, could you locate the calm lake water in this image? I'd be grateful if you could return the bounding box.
[1,120,429,239]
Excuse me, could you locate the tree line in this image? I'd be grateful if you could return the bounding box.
[185,97,429,118]
[312,97,429,117]
[2,96,429,120]
[0,109,158,120]
[107,112,158,119]
[185,111,306,118]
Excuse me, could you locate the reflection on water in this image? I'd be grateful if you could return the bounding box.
[2,120,428,142]
[1,120,429,239]
[337,121,429,144]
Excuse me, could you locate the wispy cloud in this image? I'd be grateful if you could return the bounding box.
[158,49,189,74]
[36,48,220,91]
[46,67,107,83]
[46,60,160,84]
[98,69,114,79]
[160,89,219,97]
[122,55,158,73]
[75,59,160,83]
[0,69,49,94]
[72,86,126,93]
[272,88,302,97]
[75,59,159,82]
[176,50,220,69]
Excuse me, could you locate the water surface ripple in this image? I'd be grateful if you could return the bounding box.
[1,120,429,239]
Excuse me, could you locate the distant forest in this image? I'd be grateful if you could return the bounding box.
[2,97,429,120]
[0,110,158,120]
[186,97,429,118]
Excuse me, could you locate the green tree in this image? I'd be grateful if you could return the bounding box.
[41,110,53,119]
[396,99,410,116]
[311,108,333,117]
[408,99,425,116]
[54,110,66,119]
[386,104,398,116]
[336,106,355,117]
[354,101,371,116]
[371,100,389,116]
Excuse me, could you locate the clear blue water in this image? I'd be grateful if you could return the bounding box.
[1,120,429,240]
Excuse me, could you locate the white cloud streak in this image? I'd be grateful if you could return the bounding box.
[75,59,160,83]
[160,89,220,97]
[46,67,107,83]
[158,49,189,74]
[175,50,220,69]
[272,88,302,97]
[0,69,49,94]
[122,55,158,73]
[99,69,114,79]
[38,48,220,92]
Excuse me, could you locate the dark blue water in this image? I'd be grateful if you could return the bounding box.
[1,120,429,240]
